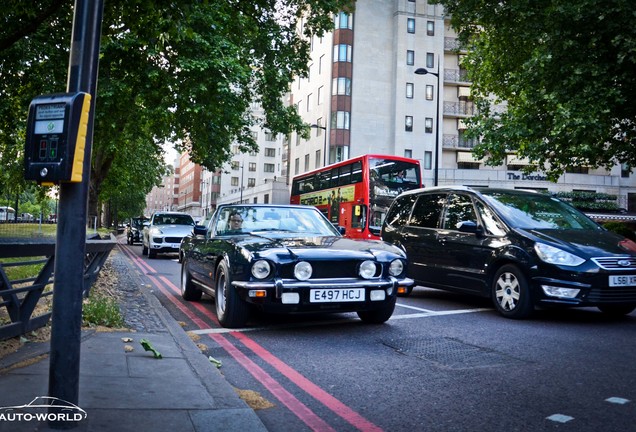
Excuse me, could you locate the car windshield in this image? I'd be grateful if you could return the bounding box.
[481,191,601,230]
[214,206,341,236]
[132,218,147,228]
[154,214,195,226]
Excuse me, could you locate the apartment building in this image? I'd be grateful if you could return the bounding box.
[289,0,636,211]
[215,102,290,206]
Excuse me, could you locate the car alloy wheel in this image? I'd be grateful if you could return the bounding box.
[492,264,533,319]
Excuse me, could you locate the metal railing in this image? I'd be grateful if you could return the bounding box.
[0,234,116,340]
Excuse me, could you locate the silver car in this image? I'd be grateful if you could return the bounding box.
[142,211,195,258]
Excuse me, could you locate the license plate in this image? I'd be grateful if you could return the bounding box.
[171,243,180,248]
[609,275,636,287]
[310,288,365,303]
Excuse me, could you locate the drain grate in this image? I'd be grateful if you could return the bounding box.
[383,336,527,370]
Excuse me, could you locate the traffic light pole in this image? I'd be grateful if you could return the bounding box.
[47,0,103,429]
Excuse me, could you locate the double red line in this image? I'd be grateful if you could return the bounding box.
[118,242,383,432]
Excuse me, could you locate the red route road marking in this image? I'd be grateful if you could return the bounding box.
[118,243,383,432]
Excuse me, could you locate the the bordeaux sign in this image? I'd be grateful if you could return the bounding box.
[507,172,549,181]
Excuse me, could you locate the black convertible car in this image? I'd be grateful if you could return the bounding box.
[180,204,414,328]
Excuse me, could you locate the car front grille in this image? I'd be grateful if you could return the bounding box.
[591,257,636,270]
[280,260,377,279]
[164,237,183,244]
[585,286,636,303]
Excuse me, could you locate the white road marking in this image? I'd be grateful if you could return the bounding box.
[190,304,490,334]
[606,397,630,405]
[546,414,574,423]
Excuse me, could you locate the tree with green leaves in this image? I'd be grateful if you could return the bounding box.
[1,0,354,221]
[434,0,636,181]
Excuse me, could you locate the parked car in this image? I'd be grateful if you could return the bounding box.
[142,211,195,258]
[126,217,148,245]
[381,186,636,319]
[179,204,414,328]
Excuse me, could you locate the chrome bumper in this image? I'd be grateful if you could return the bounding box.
[233,276,415,296]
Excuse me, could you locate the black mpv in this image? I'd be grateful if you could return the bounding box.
[381,186,636,319]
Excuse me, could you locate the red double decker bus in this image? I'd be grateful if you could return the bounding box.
[290,154,422,239]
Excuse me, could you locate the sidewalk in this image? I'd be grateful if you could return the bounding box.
[0,249,268,431]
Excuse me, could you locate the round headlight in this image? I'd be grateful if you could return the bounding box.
[294,261,313,281]
[359,260,377,279]
[251,260,271,279]
[389,259,404,276]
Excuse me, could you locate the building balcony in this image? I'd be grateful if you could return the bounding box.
[443,101,476,117]
[443,68,471,84]
[442,134,479,150]
[444,37,467,53]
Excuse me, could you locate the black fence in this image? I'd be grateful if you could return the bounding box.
[0,234,115,340]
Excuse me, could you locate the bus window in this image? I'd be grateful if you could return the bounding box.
[338,164,351,185]
[351,161,363,183]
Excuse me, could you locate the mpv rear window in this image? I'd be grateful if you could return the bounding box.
[409,193,446,228]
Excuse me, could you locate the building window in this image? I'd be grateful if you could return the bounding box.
[265,148,276,157]
[404,149,413,158]
[331,111,351,130]
[405,116,413,132]
[231,177,239,186]
[296,134,301,146]
[265,132,276,141]
[427,21,435,36]
[335,12,353,29]
[248,162,256,172]
[424,151,432,170]
[264,163,275,173]
[565,166,589,174]
[264,194,270,204]
[458,162,480,170]
[304,154,310,171]
[250,131,258,140]
[406,82,414,99]
[426,52,435,68]
[621,163,631,178]
[316,150,322,168]
[333,44,352,62]
[407,50,415,66]
[332,77,352,95]
[426,85,434,100]
[294,158,299,175]
[318,86,323,104]
[407,18,415,34]
[231,161,240,170]
[253,197,258,204]
[247,178,256,187]
[319,55,324,74]
[425,118,433,133]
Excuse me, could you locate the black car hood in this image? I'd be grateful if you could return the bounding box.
[518,228,636,258]
[236,235,405,260]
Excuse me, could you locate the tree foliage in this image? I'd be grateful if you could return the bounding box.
[0,0,354,218]
[434,0,636,181]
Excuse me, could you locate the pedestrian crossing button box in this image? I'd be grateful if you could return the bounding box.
[24,92,91,185]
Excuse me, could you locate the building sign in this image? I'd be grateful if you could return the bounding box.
[507,172,549,181]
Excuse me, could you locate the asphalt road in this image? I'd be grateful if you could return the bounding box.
[121,242,636,432]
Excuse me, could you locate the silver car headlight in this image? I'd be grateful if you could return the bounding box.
[251,260,271,279]
[534,243,585,266]
[389,259,404,277]
[294,261,313,281]
[359,260,377,279]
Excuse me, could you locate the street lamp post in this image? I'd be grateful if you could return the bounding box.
[311,124,328,167]
[240,164,244,202]
[415,62,440,186]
